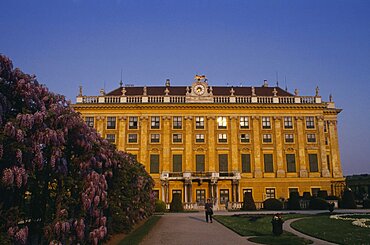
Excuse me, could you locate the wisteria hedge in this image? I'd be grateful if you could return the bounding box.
[0,55,155,244]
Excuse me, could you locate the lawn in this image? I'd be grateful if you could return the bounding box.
[291,213,370,245]
[118,215,161,245]
[214,214,312,245]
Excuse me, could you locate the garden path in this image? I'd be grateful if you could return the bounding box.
[140,212,259,245]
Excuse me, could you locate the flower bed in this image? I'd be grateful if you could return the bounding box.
[330,214,370,228]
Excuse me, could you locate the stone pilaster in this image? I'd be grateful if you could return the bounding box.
[318,116,330,177]
[140,116,149,167]
[207,116,216,172]
[230,116,239,171]
[296,116,308,177]
[162,116,171,172]
[329,120,343,177]
[184,116,193,172]
[117,116,127,151]
[252,116,262,178]
[274,116,285,177]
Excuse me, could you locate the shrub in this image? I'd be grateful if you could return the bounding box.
[155,199,167,213]
[317,190,328,199]
[326,195,339,200]
[341,189,357,209]
[302,192,312,200]
[309,198,329,210]
[170,193,184,212]
[242,192,256,211]
[263,198,283,210]
[287,192,301,210]
[363,199,370,209]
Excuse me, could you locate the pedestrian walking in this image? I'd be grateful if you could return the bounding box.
[205,198,213,223]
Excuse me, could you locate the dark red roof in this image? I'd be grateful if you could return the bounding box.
[106,86,293,96]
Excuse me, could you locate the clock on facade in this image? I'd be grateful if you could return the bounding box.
[194,84,205,95]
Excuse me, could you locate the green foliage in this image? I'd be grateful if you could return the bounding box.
[309,198,329,210]
[363,199,370,208]
[169,193,183,212]
[302,192,311,200]
[242,192,256,211]
[263,198,283,210]
[341,189,357,209]
[287,192,301,210]
[155,199,166,213]
[317,190,328,199]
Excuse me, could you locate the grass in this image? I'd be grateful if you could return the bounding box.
[291,213,370,245]
[118,215,161,245]
[214,214,312,245]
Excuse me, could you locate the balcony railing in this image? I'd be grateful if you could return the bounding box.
[76,94,322,105]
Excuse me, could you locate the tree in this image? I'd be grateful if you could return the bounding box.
[242,192,256,211]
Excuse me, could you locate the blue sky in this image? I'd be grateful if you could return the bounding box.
[1,0,369,175]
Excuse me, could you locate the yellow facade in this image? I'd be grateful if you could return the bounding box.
[73,76,344,209]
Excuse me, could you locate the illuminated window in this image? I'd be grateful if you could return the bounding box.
[85,117,94,128]
[129,116,138,129]
[173,116,182,129]
[284,116,293,129]
[306,116,315,129]
[218,133,227,143]
[266,188,276,199]
[240,134,250,143]
[107,116,116,129]
[195,116,205,129]
[217,116,227,129]
[150,134,160,143]
[240,116,249,129]
[262,117,271,129]
[263,134,272,143]
[195,134,205,143]
[172,133,182,143]
[151,116,160,129]
[285,134,294,143]
[307,134,316,143]
[128,134,138,143]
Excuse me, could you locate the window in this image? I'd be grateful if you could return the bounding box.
[284,116,293,129]
[217,116,227,129]
[325,137,329,145]
[266,188,276,199]
[107,116,116,129]
[309,154,319,172]
[172,190,182,202]
[327,155,331,171]
[172,133,182,143]
[196,154,205,172]
[151,116,160,129]
[218,133,227,143]
[311,188,320,197]
[240,134,250,143]
[150,154,159,173]
[263,134,272,143]
[195,116,204,129]
[129,116,138,129]
[173,116,182,129]
[324,120,328,132]
[285,134,294,143]
[219,154,228,173]
[264,154,274,173]
[220,189,229,204]
[289,188,299,195]
[307,134,316,143]
[286,154,296,172]
[240,116,249,129]
[306,116,315,129]
[195,134,205,143]
[262,117,271,129]
[85,117,94,127]
[150,134,160,143]
[152,190,159,200]
[128,134,138,143]
[196,189,206,205]
[241,154,251,173]
[172,155,182,172]
[106,134,115,144]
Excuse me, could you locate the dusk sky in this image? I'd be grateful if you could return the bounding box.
[1,0,369,175]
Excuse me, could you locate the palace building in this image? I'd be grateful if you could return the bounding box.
[73,75,344,209]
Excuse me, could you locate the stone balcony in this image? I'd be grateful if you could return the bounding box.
[160,171,241,181]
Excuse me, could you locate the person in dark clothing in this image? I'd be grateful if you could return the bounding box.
[205,198,213,223]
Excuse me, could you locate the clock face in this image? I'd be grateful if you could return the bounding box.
[194,84,205,95]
